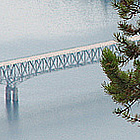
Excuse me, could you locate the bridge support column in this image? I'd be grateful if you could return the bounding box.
[13,87,18,102]
[5,85,18,102]
[6,85,12,102]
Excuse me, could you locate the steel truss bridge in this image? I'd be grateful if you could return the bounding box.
[0,36,139,102]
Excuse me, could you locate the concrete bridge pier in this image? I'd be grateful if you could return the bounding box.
[12,87,18,102]
[6,85,18,102]
[6,85,11,102]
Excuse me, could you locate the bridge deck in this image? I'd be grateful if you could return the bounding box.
[0,35,139,67]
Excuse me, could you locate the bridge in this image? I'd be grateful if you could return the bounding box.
[0,36,139,102]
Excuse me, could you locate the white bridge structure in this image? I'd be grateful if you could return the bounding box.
[0,36,140,102]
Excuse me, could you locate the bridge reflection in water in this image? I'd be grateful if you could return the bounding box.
[6,100,19,123]
[0,36,139,102]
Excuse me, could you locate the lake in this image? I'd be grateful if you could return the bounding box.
[0,0,139,140]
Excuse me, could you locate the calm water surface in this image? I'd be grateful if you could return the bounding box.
[0,0,139,140]
[0,0,118,61]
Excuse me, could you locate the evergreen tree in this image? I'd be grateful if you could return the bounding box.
[100,0,140,125]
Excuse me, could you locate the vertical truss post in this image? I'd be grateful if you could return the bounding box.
[13,64,16,81]
[34,61,37,75]
[69,54,73,65]
[42,59,45,72]
[56,56,59,69]
[91,49,94,63]
[98,48,101,62]
[83,51,86,64]
[28,62,30,75]
[76,52,80,65]
[49,57,52,72]
[63,55,66,69]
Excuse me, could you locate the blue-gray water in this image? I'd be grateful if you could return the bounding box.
[0,0,139,140]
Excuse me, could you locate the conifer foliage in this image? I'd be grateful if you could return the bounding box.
[100,0,140,125]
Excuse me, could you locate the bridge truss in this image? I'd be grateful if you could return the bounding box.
[0,44,116,87]
[0,35,139,102]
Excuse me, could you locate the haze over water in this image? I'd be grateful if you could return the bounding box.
[0,0,118,61]
[0,0,139,140]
